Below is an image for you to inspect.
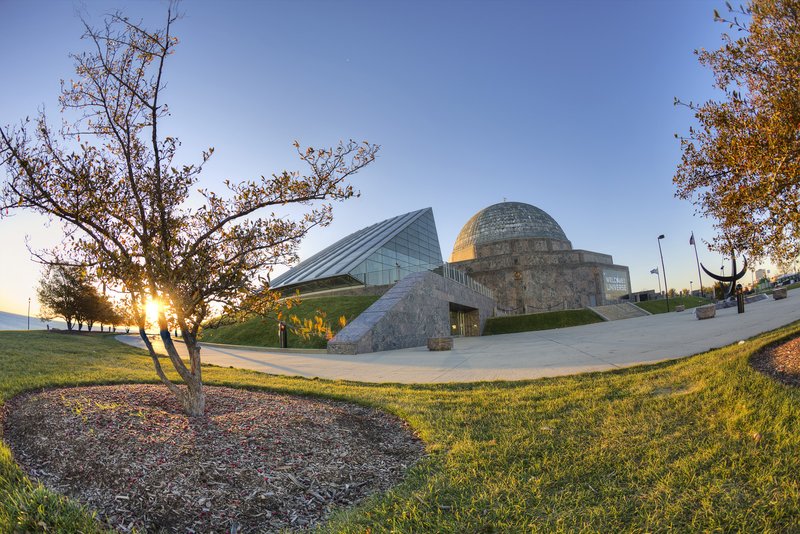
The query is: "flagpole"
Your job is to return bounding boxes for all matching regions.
[651,268,661,294]
[691,232,704,298]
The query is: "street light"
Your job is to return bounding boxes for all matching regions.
[27,297,30,331]
[658,234,670,312]
[690,280,693,296]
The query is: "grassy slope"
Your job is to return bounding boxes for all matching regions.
[483,309,604,335]
[2,326,800,531]
[199,296,379,349]
[635,295,711,314]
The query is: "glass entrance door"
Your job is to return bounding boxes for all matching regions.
[449,305,480,336]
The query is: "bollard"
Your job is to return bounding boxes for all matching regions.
[278,321,288,349]
[736,284,745,314]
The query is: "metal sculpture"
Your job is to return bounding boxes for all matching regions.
[701,254,747,300]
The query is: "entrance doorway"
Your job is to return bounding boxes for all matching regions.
[449,303,480,337]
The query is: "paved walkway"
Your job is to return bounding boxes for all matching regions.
[116,290,800,384]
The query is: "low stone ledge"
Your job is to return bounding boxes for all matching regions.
[774,288,788,300]
[674,305,685,312]
[427,337,453,351]
[696,304,716,320]
[327,341,358,355]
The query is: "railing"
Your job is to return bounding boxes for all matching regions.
[436,262,495,299]
[350,261,495,300]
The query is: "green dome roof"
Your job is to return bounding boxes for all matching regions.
[451,202,568,261]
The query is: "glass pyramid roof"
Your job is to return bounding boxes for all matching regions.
[271,207,443,293]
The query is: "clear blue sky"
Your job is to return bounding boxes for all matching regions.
[0,0,773,315]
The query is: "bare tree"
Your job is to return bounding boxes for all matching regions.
[0,6,378,416]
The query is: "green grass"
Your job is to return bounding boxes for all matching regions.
[635,295,711,314]
[199,295,379,349]
[3,324,800,531]
[483,309,604,335]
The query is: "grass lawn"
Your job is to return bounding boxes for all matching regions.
[483,309,604,335]
[635,295,711,314]
[2,325,800,531]
[199,295,379,349]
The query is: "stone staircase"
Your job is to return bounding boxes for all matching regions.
[589,302,650,321]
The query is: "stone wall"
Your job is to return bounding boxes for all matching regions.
[451,237,630,313]
[327,271,496,355]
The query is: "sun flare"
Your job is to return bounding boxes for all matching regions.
[144,299,163,324]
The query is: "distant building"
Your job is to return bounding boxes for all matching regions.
[630,289,658,302]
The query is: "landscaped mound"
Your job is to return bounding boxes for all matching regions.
[2,385,424,533]
[482,309,603,335]
[200,296,379,349]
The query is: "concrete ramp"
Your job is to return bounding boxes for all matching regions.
[590,302,650,321]
[327,271,495,355]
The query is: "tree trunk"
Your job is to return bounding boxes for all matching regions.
[145,315,207,418]
[183,375,205,417]
[138,325,203,416]
[161,328,206,417]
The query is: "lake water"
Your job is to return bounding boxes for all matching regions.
[0,311,69,331]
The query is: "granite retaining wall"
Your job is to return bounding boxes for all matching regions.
[327,271,495,355]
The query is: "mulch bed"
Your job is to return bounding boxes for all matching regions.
[2,385,424,533]
[751,335,800,387]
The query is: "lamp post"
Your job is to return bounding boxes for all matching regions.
[690,280,693,296]
[27,297,30,330]
[690,231,704,298]
[658,235,670,312]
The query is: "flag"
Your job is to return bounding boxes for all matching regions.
[689,232,695,245]
[650,268,658,274]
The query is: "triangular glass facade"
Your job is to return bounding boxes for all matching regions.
[271,208,443,294]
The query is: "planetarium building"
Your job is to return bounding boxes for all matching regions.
[272,201,631,353]
[449,202,631,313]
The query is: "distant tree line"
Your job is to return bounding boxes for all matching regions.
[37,265,129,332]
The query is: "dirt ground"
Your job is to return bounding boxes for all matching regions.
[2,384,424,533]
[750,335,800,387]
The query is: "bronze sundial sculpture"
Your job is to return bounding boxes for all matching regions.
[701,253,747,300]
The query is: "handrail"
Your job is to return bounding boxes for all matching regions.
[435,262,494,299]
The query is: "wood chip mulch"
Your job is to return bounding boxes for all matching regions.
[1,385,425,533]
[750,335,800,387]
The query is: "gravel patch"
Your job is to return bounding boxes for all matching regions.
[2,384,424,533]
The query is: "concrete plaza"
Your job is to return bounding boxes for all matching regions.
[117,289,800,384]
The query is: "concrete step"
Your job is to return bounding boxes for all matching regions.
[590,303,650,321]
